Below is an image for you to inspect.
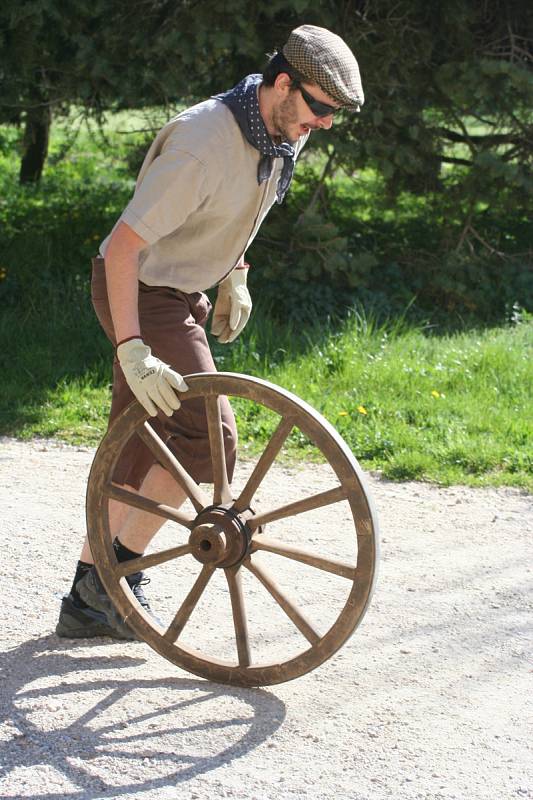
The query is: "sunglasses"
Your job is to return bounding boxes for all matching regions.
[296,83,340,118]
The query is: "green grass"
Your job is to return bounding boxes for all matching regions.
[1,292,531,489]
[230,313,533,488]
[0,113,532,489]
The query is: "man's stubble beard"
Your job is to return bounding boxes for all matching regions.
[271,91,299,143]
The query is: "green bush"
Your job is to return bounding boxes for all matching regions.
[247,163,532,326]
[0,115,531,328]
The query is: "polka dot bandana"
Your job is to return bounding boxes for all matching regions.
[283,25,364,112]
[214,74,296,204]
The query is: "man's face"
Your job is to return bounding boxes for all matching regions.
[270,78,340,143]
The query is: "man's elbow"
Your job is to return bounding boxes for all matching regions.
[106,221,148,262]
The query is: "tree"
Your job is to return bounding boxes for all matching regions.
[2,1,531,192]
[0,1,84,181]
[0,0,294,182]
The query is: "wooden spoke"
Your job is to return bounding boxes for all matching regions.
[205,395,232,505]
[248,485,347,531]
[116,544,193,577]
[137,422,209,513]
[251,536,357,580]
[244,558,321,645]
[104,483,195,529]
[225,568,251,667]
[234,416,295,511]
[164,564,215,643]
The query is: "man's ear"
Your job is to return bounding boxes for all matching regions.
[273,72,293,96]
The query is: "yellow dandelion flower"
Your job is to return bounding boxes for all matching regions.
[431,390,440,398]
[338,410,349,416]
[357,405,368,415]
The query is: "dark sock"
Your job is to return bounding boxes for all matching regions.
[70,560,93,607]
[113,537,142,563]
[69,542,141,610]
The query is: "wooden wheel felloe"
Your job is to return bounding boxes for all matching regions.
[86,373,379,687]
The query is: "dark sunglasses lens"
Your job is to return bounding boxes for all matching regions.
[299,86,337,117]
[313,101,336,117]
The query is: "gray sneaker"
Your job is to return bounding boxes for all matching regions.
[55,593,136,640]
[77,567,155,639]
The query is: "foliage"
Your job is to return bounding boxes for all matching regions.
[247,161,532,323]
[1,1,532,202]
[4,0,530,307]
[0,115,531,324]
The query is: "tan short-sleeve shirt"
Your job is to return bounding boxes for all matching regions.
[100,98,308,292]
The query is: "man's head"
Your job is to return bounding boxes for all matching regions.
[260,25,364,143]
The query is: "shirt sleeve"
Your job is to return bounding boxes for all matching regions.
[121,148,209,244]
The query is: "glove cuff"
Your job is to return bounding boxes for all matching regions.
[116,334,142,351]
[116,337,150,364]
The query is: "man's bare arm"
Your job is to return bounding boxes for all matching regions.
[104,221,147,343]
[103,221,188,416]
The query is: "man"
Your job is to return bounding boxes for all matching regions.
[56,24,364,639]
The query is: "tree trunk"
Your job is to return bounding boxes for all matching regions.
[19,105,51,184]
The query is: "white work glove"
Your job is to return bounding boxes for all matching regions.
[211,267,252,344]
[116,338,188,417]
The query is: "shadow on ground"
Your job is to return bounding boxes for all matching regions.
[0,636,286,798]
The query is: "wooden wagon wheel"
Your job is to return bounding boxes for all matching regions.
[86,372,379,687]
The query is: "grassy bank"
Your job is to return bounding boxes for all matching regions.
[1,294,531,488]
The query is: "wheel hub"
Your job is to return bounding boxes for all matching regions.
[188,505,251,568]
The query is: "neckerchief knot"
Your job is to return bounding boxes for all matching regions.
[214,74,296,204]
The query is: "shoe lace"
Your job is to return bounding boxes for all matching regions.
[126,571,151,611]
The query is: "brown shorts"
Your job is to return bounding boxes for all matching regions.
[91,257,237,489]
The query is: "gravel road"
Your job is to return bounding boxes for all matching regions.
[0,437,531,800]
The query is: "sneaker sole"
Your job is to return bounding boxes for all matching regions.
[77,571,139,640]
[55,618,131,639]
[55,595,136,641]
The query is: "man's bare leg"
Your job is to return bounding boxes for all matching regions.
[79,463,188,562]
[70,462,188,637]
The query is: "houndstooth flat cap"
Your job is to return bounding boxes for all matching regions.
[283,24,364,112]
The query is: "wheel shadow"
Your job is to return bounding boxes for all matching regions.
[0,635,286,799]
